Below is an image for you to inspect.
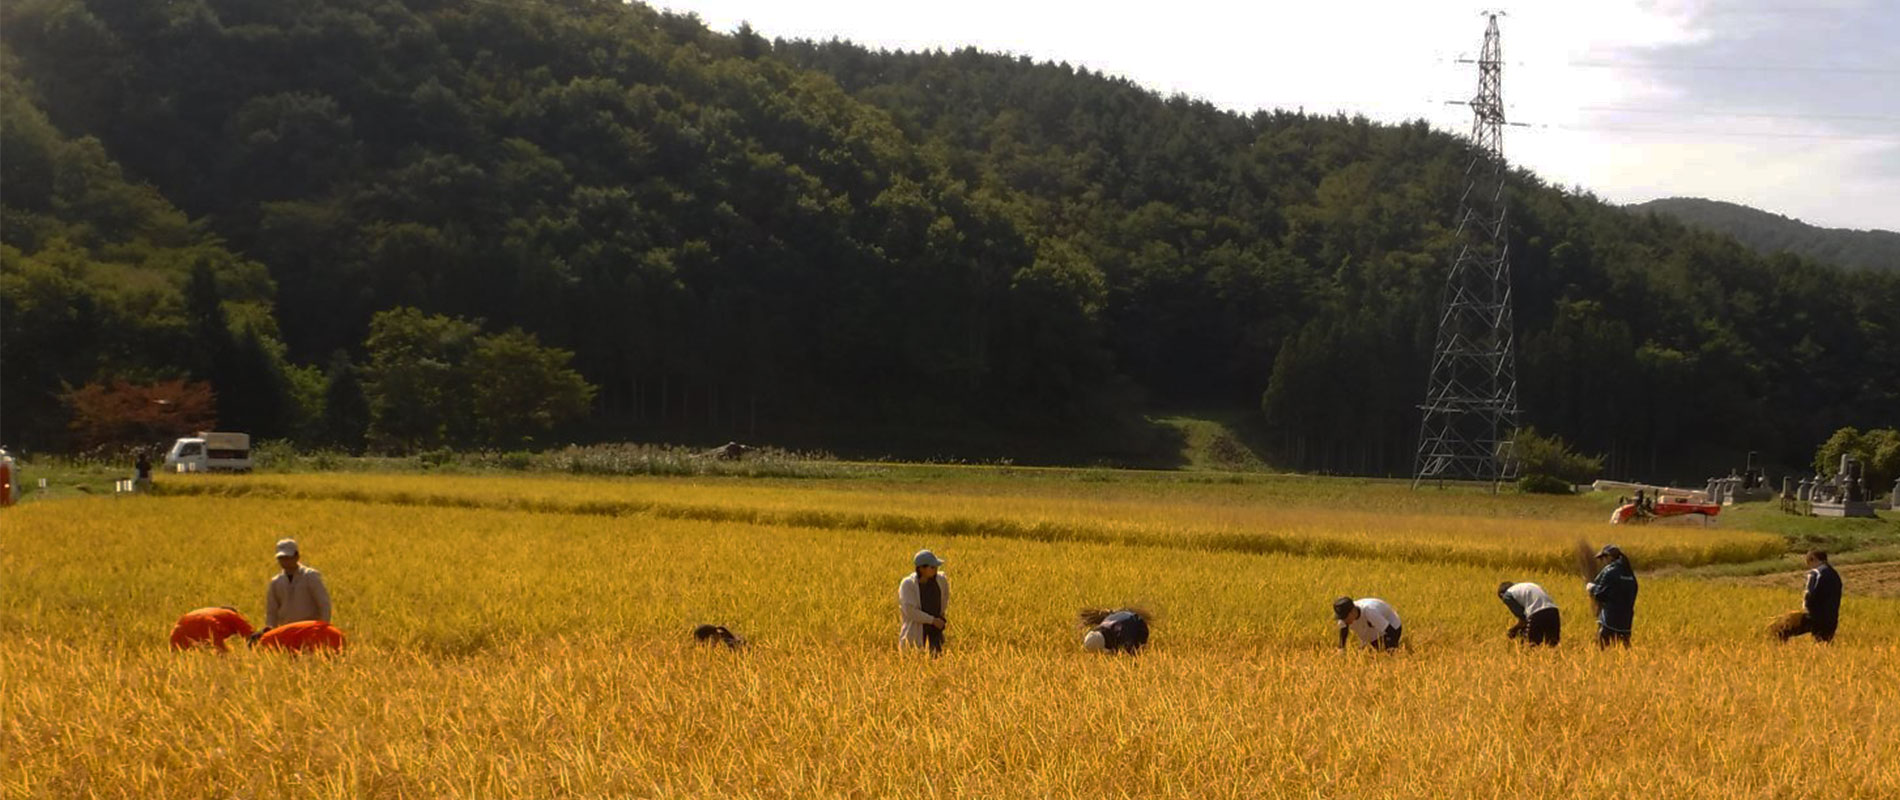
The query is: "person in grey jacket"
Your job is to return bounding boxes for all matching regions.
[265,538,332,629]
[897,549,949,655]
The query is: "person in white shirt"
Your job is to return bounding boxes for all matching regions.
[1334,596,1402,652]
[265,538,332,629]
[1497,581,1561,647]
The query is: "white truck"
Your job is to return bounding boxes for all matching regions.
[164,431,253,473]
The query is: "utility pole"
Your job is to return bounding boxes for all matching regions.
[1413,13,1520,490]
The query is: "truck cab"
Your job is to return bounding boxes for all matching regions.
[165,432,252,473]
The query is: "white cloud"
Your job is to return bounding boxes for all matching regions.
[653,0,1899,230]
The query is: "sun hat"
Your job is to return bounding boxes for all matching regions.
[1332,596,1356,620]
[913,549,944,568]
[1083,630,1107,652]
[274,538,299,558]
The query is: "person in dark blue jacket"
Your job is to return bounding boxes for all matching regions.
[1778,550,1843,643]
[1586,544,1638,648]
[1080,607,1150,654]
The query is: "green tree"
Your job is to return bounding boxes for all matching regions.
[319,350,370,454]
[362,308,480,453]
[465,329,595,447]
[1814,427,1900,493]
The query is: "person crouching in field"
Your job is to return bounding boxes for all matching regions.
[1776,550,1843,643]
[898,549,949,655]
[1498,581,1561,647]
[1334,597,1402,653]
[1080,608,1150,654]
[250,620,346,653]
[694,624,747,649]
[169,606,256,652]
[1586,544,1638,648]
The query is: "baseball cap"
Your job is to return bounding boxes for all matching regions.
[913,549,944,568]
[1332,596,1356,620]
[274,538,299,558]
[1082,630,1107,652]
[1596,544,1622,559]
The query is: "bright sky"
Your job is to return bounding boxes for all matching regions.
[651,0,1900,232]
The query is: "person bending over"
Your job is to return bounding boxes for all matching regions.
[1335,596,1402,653]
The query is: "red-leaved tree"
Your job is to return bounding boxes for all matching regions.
[64,380,218,452]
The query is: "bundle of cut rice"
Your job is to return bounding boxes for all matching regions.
[1573,539,1599,582]
[1765,610,1806,638]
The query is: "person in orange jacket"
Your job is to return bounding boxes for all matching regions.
[250,619,346,653]
[169,607,256,652]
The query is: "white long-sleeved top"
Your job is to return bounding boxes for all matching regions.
[266,564,332,628]
[896,572,949,648]
[1339,598,1401,646]
[1502,582,1558,618]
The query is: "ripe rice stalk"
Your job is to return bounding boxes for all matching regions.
[1573,539,1599,582]
[1765,610,1806,638]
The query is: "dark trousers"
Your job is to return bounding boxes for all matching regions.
[1381,625,1402,650]
[1597,627,1631,648]
[1526,608,1561,647]
[1778,613,1837,643]
[923,627,944,655]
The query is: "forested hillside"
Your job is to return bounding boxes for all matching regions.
[3,0,1897,480]
[1632,197,1899,273]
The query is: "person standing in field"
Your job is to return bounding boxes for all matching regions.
[1586,544,1638,648]
[169,606,256,652]
[898,549,949,655]
[1080,607,1150,654]
[265,538,332,629]
[1334,596,1402,652]
[1778,550,1843,643]
[1497,581,1561,647]
[251,619,346,653]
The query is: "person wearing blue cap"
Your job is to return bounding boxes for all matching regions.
[898,549,949,654]
[1586,544,1638,648]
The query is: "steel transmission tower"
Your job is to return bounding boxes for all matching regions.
[1413,13,1520,489]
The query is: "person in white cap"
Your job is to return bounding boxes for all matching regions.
[265,538,332,629]
[898,549,949,654]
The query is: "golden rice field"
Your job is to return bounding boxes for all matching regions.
[3,477,1897,799]
[162,472,1785,571]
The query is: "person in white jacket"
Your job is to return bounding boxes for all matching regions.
[897,549,949,655]
[265,538,332,629]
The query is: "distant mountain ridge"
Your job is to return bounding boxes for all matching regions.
[1631,197,1899,272]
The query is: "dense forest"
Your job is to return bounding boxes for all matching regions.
[1632,197,1899,273]
[3,0,1897,481]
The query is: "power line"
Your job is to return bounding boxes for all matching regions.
[1527,123,1900,143]
[1575,105,1900,123]
[1458,58,1900,75]
[1564,59,1900,75]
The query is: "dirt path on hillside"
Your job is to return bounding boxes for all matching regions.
[1724,561,1900,598]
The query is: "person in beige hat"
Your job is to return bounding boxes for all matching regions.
[264,538,332,629]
